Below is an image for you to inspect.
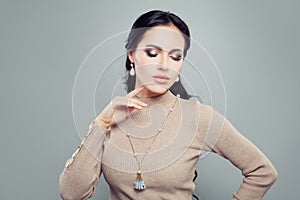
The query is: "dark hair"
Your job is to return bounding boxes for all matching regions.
[124,10,199,200]
[124,10,191,100]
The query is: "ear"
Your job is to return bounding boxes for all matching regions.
[128,51,135,63]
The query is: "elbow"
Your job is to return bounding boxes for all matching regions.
[59,189,77,200]
[59,185,76,200]
[260,159,279,187]
[59,181,87,200]
[59,172,96,200]
[269,165,278,185]
[244,159,279,188]
[59,173,83,200]
[59,175,75,200]
[59,187,94,200]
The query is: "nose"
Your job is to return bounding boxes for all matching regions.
[157,52,168,71]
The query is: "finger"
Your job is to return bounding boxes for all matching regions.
[128,86,146,98]
[129,98,147,107]
[127,102,144,110]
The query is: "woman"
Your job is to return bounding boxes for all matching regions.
[59,10,278,199]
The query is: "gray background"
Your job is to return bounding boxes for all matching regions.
[0,0,299,199]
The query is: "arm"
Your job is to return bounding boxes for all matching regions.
[59,120,109,200]
[58,87,147,199]
[200,105,278,200]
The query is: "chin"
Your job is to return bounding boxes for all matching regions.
[145,84,169,95]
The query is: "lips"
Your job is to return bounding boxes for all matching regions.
[152,74,170,84]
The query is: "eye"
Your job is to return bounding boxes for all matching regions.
[145,49,158,57]
[170,54,182,61]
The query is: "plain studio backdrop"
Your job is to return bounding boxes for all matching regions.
[0,0,299,199]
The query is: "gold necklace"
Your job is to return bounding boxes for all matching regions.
[125,96,178,190]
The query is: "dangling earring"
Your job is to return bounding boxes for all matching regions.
[175,75,180,82]
[130,63,135,76]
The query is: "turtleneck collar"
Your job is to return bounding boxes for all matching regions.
[134,90,176,106]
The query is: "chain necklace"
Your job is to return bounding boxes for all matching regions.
[125,96,178,191]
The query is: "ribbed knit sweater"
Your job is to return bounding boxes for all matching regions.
[59,90,278,200]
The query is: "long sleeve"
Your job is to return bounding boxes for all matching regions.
[201,105,278,200]
[59,119,109,200]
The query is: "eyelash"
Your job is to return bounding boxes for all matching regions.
[171,55,182,61]
[145,49,182,61]
[145,49,158,57]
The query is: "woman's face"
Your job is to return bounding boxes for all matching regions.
[128,25,185,97]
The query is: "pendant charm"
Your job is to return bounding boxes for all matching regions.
[133,170,146,190]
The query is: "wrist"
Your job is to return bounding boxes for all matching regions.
[96,117,111,129]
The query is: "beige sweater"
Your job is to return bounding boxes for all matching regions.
[59,91,278,200]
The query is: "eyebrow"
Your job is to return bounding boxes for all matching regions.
[145,44,183,53]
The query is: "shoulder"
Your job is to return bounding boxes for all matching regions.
[178,98,214,115]
[177,98,215,124]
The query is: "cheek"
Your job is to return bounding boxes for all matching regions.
[135,65,156,81]
[169,61,183,73]
[133,53,152,67]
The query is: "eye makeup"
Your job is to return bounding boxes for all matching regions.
[145,48,158,57]
[143,44,183,61]
[170,54,182,61]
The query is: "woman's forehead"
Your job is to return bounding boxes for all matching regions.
[136,26,185,51]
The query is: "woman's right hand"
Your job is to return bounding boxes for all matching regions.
[95,86,148,129]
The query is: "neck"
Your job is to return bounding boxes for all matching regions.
[137,89,166,98]
[135,84,167,98]
[134,89,175,107]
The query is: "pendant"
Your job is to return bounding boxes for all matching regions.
[133,170,146,190]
